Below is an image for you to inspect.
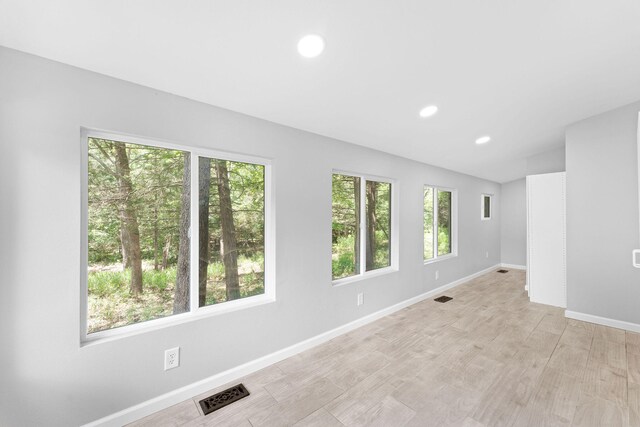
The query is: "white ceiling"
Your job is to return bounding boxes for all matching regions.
[2,0,640,182]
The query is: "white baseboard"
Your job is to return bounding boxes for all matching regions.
[84,263,500,427]
[500,263,526,270]
[565,310,640,334]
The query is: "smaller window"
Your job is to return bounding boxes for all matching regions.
[424,185,457,262]
[482,194,492,220]
[198,157,266,307]
[332,172,395,283]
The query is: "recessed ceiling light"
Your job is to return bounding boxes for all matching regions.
[419,105,439,118]
[475,136,491,145]
[297,34,325,58]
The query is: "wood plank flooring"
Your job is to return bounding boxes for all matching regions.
[129,270,640,427]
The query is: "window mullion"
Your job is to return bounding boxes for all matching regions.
[189,154,199,313]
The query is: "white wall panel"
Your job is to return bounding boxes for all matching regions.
[527,172,566,308]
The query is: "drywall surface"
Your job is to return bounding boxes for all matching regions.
[526,146,566,176]
[0,46,501,426]
[527,173,567,308]
[500,178,526,266]
[566,100,640,323]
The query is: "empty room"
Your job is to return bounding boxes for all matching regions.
[2,1,640,426]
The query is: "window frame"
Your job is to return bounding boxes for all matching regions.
[80,128,275,345]
[423,185,458,264]
[331,170,399,286]
[481,194,492,220]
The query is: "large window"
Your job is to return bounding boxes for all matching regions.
[332,172,393,282]
[84,131,271,340]
[424,186,456,262]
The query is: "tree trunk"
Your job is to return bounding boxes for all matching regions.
[198,158,211,307]
[365,181,377,271]
[173,154,191,314]
[162,235,171,270]
[120,226,131,270]
[113,142,143,295]
[353,176,361,275]
[153,194,160,271]
[215,160,240,301]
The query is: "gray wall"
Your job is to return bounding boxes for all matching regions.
[498,147,566,268]
[500,178,527,266]
[0,47,501,426]
[526,146,566,176]
[566,100,640,323]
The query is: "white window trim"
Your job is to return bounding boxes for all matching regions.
[80,128,276,345]
[332,266,396,287]
[423,185,458,265]
[331,170,399,286]
[481,194,492,220]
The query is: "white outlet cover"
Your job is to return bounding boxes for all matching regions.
[357,293,364,306]
[164,347,180,371]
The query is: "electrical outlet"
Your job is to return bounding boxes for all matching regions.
[164,347,180,371]
[485,251,489,258]
[357,293,364,306]
[435,270,439,280]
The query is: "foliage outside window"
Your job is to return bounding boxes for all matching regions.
[198,157,265,307]
[86,135,266,336]
[332,173,392,281]
[424,186,455,261]
[482,194,492,220]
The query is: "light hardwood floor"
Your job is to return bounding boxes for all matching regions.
[129,270,640,427]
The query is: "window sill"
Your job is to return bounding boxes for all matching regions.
[332,267,398,287]
[81,293,275,347]
[423,253,458,265]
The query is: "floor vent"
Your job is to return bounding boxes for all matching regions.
[199,383,250,415]
[497,269,509,273]
[434,296,453,303]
